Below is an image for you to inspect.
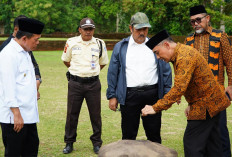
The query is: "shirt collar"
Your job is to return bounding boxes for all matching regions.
[128,35,148,47]
[206,26,213,34]
[77,35,96,44]
[11,38,27,53]
[170,42,181,62]
[194,26,212,36]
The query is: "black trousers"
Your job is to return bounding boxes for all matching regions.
[184,111,222,157]
[64,79,102,147]
[120,85,161,143]
[219,109,231,157]
[1,123,39,157]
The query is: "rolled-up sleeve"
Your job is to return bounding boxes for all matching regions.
[61,41,72,62]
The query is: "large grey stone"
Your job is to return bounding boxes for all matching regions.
[98,140,178,157]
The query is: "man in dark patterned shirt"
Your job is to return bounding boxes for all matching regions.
[143,30,230,157]
[185,5,232,157]
[0,15,42,100]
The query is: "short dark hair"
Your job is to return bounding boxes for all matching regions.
[158,37,174,46]
[14,15,27,27]
[16,30,33,39]
[165,37,174,42]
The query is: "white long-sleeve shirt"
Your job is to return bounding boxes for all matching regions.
[0,39,39,124]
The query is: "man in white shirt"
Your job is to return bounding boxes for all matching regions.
[107,12,172,143]
[0,18,44,156]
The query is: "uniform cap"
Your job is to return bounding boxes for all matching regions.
[190,5,207,16]
[18,18,44,34]
[130,12,151,29]
[146,30,170,50]
[80,18,95,28]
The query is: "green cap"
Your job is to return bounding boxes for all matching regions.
[130,12,151,29]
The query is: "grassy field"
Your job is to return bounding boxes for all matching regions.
[0,50,232,157]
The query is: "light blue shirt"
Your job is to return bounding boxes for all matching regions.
[0,39,39,124]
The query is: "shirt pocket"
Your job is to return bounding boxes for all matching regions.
[17,65,31,85]
[71,50,83,64]
[72,49,82,55]
[92,51,99,61]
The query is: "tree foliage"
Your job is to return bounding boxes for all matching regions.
[0,0,14,33]
[13,0,76,33]
[0,0,231,35]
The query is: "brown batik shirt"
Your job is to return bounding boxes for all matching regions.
[184,27,232,88]
[153,43,230,120]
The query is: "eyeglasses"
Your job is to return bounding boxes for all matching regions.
[190,15,207,26]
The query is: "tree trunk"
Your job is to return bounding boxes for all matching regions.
[220,0,225,31]
[0,24,4,34]
[116,13,119,33]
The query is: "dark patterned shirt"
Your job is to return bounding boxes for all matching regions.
[184,27,232,87]
[153,43,230,120]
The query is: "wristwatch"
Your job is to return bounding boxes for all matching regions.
[36,78,42,84]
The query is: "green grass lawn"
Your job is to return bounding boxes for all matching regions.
[0,37,7,41]
[0,50,232,157]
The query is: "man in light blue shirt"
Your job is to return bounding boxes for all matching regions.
[0,18,44,156]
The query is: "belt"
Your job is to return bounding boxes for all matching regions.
[70,74,99,83]
[127,84,158,92]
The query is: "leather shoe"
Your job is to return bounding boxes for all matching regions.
[93,146,100,154]
[63,143,73,154]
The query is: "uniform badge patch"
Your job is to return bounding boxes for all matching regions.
[72,47,81,51]
[64,43,69,53]
[91,48,99,52]
[86,20,91,24]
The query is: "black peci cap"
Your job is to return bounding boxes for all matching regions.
[190,5,207,16]
[18,18,44,34]
[146,30,170,50]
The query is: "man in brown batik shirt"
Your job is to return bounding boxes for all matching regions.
[185,5,232,157]
[142,30,230,157]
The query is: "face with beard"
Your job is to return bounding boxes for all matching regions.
[190,13,210,34]
[129,26,148,44]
